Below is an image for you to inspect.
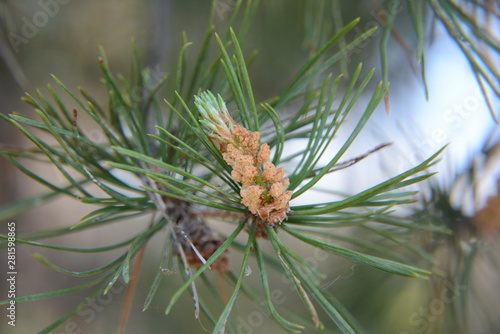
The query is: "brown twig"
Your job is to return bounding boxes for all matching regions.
[117,243,147,334]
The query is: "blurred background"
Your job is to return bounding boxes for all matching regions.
[1,0,499,333]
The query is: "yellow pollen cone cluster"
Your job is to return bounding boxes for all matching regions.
[196,91,292,225]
